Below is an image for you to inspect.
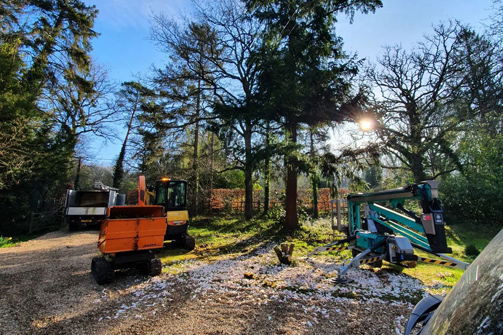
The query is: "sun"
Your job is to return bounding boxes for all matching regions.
[359,118,374,131]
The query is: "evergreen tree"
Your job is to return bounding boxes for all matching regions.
[248,0,382,229]
[0,0,100,234]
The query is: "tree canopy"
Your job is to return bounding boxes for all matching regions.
[0,0,105,235]
[2,0,502,236]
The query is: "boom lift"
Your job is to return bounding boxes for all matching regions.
[310,181,469,283]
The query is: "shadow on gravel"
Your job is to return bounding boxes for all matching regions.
[241,299,307,335]
[162,224,282,263]
[32,274,195,335]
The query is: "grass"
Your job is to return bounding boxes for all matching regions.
[400,262,465,294]
[398,222,503,294]
[445,223,502,261]
[0,233,45,248]
[157,214,502,297]
[158,215,284,264]
[0,235,35,248]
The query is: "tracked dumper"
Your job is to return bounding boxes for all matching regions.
[91,204,166,284]
[91,175,196,284]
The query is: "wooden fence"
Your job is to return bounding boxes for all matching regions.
[205,188,350,214]
[29,206,64,234]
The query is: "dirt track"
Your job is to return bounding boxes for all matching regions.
[0,229,415,335]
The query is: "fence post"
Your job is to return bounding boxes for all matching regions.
[330,200,335,230]
[59,206,64,230]
[337,199,342,232]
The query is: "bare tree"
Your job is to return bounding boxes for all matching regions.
[43,63,117,151]
[150,0,262,219]
[365,22,490,181]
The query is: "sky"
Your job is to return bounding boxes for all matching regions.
[83,0,495,165]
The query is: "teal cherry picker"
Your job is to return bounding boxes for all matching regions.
[309,181,469,283]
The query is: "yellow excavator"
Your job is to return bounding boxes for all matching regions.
[139,175,195,250]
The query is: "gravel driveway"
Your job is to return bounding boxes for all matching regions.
[0,229,419,335]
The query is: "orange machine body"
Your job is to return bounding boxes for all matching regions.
[97,205,167,254]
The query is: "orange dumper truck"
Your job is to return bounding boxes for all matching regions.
[91,205,166,284]
[91,176,195,285]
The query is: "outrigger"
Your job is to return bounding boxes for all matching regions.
[309,181,469,283]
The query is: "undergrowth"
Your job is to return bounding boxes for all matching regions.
[0,236,14,248]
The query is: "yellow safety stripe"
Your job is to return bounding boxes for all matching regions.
[418,257,458,268]
[360,257,381,264]
[323,246,350,252]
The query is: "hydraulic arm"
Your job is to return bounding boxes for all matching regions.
[347,180,451,254]
[310,181,468,283]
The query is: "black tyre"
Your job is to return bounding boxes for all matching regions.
[91,257,115,285]
[181,234,196,251]
[148,258,162,276]
[352,248,360,258]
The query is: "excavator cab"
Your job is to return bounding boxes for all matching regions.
[153,179,187,210]
[152,177,195,251]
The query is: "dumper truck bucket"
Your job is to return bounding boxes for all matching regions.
[97,205,166,254]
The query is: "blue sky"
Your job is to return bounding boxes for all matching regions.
[84,0,495,165]
[84,0,191,83]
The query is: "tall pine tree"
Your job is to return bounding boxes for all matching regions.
[248,0,382,229]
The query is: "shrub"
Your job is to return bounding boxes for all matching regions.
[441,174,502,225]
[464,244,480,257]
[0,236,14,248]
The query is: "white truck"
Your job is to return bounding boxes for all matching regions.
[64,182,125,231]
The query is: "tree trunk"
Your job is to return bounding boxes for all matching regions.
[74,156,81,190]
[285,121,299,230]
[192,79,201,215]
[112,147,126,189]
[209,131,214,192]
[310,129,318,219]
[411,153,427,182]
[244,122,253,220]
[408,103,426,183]
[113,106,137,189]
[311,175,318,219]
[263,122,271,216]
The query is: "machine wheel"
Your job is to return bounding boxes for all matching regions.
[352,248,360,258]
[148,258,162,276]
[181,234,196,251]
[91,257,115,285]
